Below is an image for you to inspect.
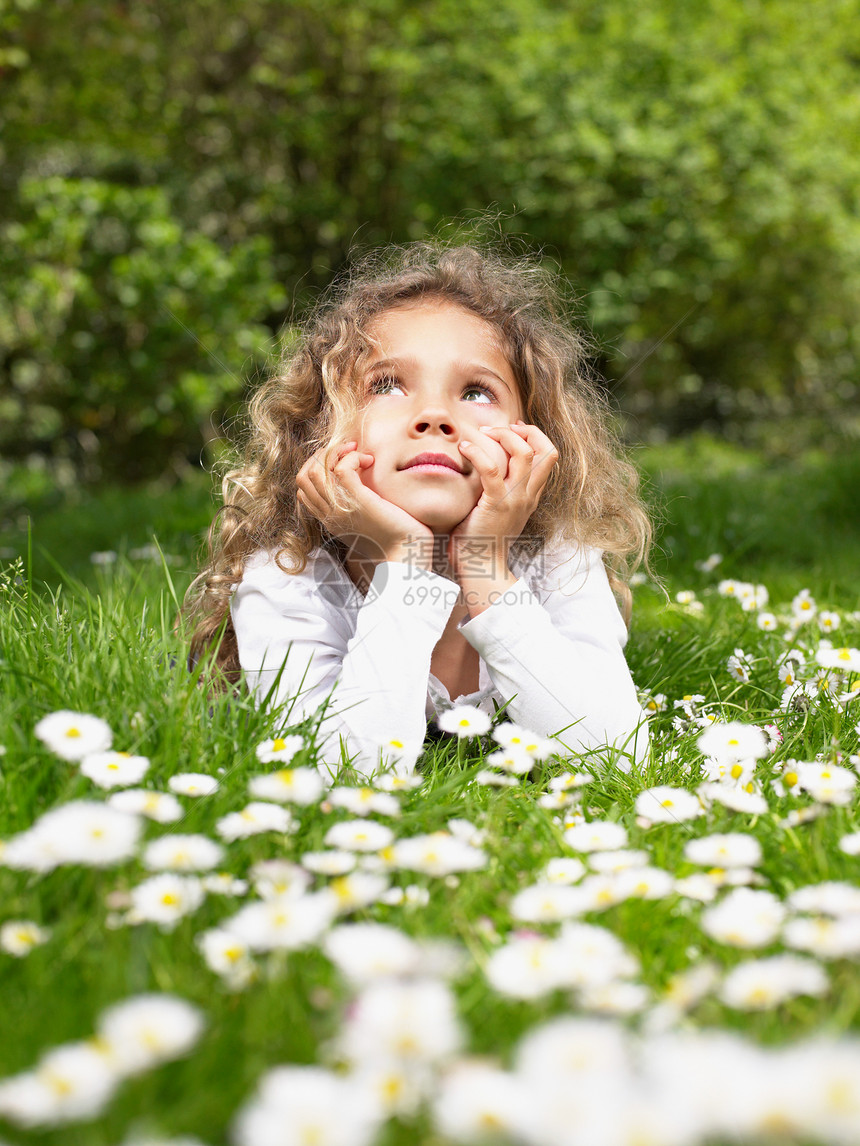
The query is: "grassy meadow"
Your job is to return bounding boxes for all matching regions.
[0,435,859,1146]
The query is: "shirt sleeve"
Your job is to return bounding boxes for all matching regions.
[457,544,649,769]
[231,555,459,775]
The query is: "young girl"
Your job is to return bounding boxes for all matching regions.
[186,241,652,775]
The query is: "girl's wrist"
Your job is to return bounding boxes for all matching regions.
[383,535,434,571]
[448,537,511,582]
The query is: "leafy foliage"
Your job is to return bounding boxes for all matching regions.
[1,0,859,484]
[1,177,283,481]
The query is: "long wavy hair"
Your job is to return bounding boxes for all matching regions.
[184,238,653,680]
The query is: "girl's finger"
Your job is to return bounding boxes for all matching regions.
[458,438,507,492]
[501,424,559,477]
[296,487,329,524]
[479,425,535,463]
[326,442,357,469]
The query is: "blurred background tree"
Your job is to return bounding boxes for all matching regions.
[1,0,858,492]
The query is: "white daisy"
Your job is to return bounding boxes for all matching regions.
[323,923,420,984]
[492,722,556,759]
[167,772,220,797]
[201,872,248,896]
[549,771,595,792]
[97,993,205,1076]
[720,955,827,1009]
[486,746,533,774]
[542,857,587,884]
[839,832,860,856]
[563,820,628,852]
[578,980,650,1015]
[142,834,224,872]
[233,1066,382,1146]
[300,850,357,876]
[510,884,588,922]
[248,767,324,806]
[0,920,51,957]
[433,1062,527,1143]
[684,833,762,869]
[339,978,463,1066]
[783,915,860,959]
[0,1041,118,1126]
[216,802,295,841]
[697,721,769,763]
[374,773,423,793]
[224,891,337,952]
[328,786,401,817]
[437,705,492,738]
[485,934,569,999]
[323,819,395,853]
[588,849,649,874]
[701,888,786,948]
[128,874,205,927]
[475,770,519,787]
[196,928,256,988]
[255,734,305,764]
[788,881,860,916]
[80,751,150,789]
[635,786,703,825]
[816,646,860,672]
[390,833,486,876]
[328,872,390,913]
[726,649,753,684]
[34,710,112,762]
[107,789,183,823]
[698,782,769,815]
[9,800,141,869]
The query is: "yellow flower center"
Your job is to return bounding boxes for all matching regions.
[44,1071,74,1096]
[65,727,81,739]
[272,738,287,752]
[381,1074,405,1103]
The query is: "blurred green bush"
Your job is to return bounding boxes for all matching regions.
[1,176,284,483]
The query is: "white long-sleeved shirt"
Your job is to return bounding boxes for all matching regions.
[230,538,649,775]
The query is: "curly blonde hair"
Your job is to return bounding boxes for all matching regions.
[184,238,652,679]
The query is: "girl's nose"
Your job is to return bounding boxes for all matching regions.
[411,400,457,436]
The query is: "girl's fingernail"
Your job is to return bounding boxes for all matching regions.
[460,441,471,449]
[478,426,493,433]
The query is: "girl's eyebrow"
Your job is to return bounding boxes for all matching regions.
[368,356,515,395]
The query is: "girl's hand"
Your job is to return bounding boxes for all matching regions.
[448,421,559,575]
[296,441,434,566]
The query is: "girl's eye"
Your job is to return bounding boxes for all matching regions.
[462,382,495,403]
[367,375,403,396]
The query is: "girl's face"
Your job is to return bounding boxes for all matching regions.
[352,300,525,533]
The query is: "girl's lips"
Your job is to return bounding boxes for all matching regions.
[402,463,464,475]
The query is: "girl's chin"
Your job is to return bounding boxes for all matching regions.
[405,501,476,534]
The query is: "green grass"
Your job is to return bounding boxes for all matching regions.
[0,436,859,1144]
